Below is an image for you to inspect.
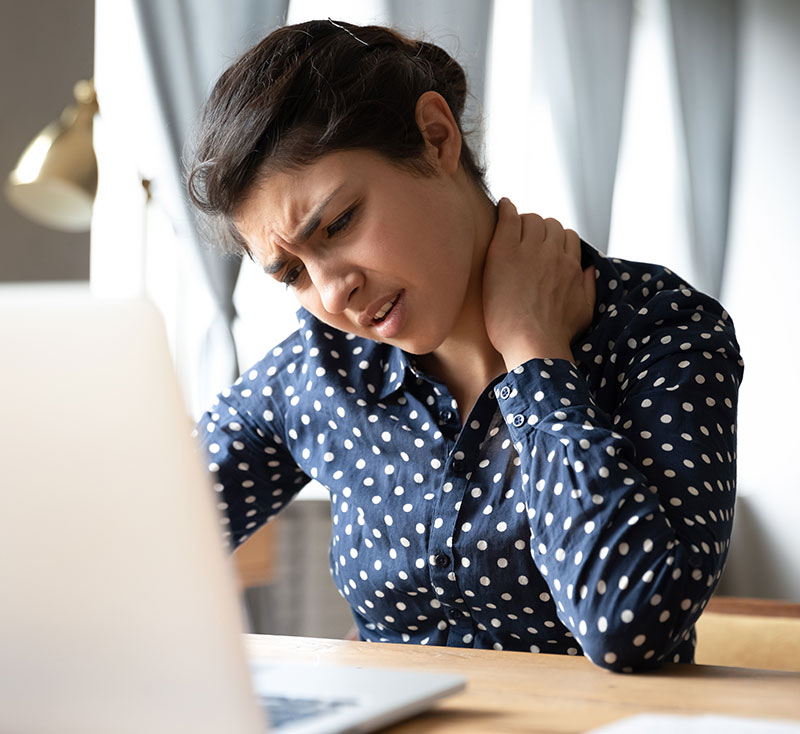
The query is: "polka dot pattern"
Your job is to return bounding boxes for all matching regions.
[196,242,743,672]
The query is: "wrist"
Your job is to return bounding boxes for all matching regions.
[501,338,575,371]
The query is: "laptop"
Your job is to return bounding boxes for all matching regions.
[0,285,464,734]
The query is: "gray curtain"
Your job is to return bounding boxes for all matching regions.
[668,0,739,298]
[532,0,634,253]
[133,0,290,386]
[386,0,494,138]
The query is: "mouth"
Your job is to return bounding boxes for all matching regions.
[372,293,400,323]
[360,290,406,340]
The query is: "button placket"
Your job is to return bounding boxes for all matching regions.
[427,462,462,609]
[434,553,450,568]
[444,611,475,647]
[430,385,497,643]
[428,434,476,618]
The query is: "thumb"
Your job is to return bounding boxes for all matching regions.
[492,197,521,244]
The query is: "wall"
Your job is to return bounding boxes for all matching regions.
[0,0,94,282]
[719,0,800,601]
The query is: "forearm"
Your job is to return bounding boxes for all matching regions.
[496,356,737,671]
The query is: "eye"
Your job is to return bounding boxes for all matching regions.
[282,263,305,288]
[326,204,358,238]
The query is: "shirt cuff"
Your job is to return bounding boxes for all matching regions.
[493,358,596,435]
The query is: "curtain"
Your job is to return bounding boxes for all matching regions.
[532,0,634,254]
[132,0,290,394]
[668,0,739,298]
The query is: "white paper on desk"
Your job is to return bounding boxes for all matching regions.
[586,713,800,734]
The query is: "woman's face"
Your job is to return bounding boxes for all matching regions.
[236,150,483,355]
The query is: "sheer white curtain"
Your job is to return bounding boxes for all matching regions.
[92,0,288,416]
[668,0,738,298]
[531,0,634,255]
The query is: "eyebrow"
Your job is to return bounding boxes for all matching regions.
[263,256,288,276]
[262,187,344,277]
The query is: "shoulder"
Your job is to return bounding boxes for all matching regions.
[220,308,398,415]
[584,246,739,349]
[575,245,743,395]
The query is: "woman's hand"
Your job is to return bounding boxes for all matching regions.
[482,198,596,370]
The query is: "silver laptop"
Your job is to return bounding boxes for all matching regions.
[0,285,464,734]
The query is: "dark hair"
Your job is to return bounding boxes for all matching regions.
[186,19,487,257]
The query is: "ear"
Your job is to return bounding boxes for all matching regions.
[414,91,462,175]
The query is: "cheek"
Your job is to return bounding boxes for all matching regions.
[295,288,323,318]
[359,204,426,266]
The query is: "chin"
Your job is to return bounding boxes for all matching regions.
[391,332,447,356]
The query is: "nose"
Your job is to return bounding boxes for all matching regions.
[312,260,363,315]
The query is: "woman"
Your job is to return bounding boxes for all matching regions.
[187,19,743,672]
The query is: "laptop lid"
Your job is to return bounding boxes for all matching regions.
[0,287,466,734]
[0,288,263,734]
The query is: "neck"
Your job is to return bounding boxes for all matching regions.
[417,183,506,412]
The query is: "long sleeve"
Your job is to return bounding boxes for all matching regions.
[494,286,742,671]
[194,373,310,549]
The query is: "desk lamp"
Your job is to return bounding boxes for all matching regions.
[5,79,98,232]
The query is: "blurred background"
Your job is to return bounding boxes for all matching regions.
[2,0,798,638]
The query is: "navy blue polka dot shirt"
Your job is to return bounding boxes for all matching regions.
[195,244,743,672]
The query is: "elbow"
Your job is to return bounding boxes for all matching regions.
[577,623,679,673]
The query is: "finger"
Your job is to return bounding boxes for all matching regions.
[494,198,522,244]
[564,228,581,261]
[519,212,546,247]
[543,217,566,250]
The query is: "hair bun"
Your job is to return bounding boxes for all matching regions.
[412,40,468,118]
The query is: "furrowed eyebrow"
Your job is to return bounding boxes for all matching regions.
[296,187,342,243]
[262,185,345,277]
[263,256,288,277]
[297,206,325,243]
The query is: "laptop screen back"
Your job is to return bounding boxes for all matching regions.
[0,289,263,734]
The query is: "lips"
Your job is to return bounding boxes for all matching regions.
[372,290,406,340]
[359,291,403,327]
[372,293,400,322]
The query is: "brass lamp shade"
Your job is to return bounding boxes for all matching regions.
[5,79,98,232]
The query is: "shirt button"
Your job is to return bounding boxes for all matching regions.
[439,409,454,423]
[512,414,525,427]
[499,385,511,400]
[434,553,450,568]
[451,459,465,474]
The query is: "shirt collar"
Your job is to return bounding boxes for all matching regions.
[295,307,419,402]
[376,345,416,400]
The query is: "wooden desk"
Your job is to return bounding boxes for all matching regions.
[245,634,800,734]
